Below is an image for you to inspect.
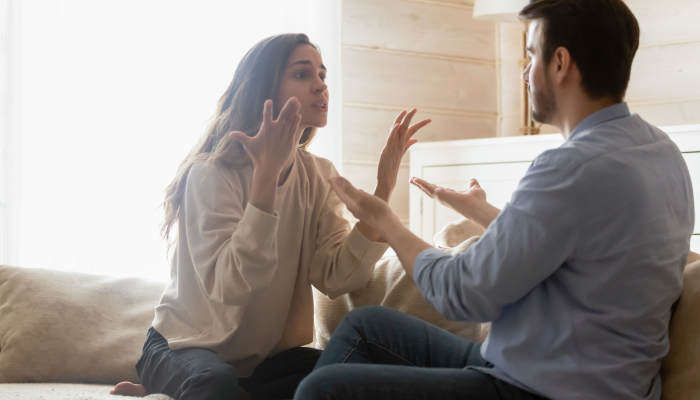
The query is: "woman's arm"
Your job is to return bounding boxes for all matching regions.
[357,109,431,241]
[308,170,390,299]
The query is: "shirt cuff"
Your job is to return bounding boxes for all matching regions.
[413,247,452,292]
[346,224,391,264]
[238,203,280,245]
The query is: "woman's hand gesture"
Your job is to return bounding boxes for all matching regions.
[375,110,431,202]
[230,97,302,178]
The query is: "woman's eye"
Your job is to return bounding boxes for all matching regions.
[295,71,306,79]
[320,74,326,82]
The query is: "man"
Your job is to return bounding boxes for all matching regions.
[294,0,695,399]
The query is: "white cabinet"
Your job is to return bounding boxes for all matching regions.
[409,125,700,253]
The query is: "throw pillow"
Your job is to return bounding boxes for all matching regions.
[0,266,165,384]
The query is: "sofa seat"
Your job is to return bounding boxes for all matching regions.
[0,383,171,399]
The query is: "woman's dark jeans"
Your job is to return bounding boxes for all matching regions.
[135,327,321,400]
[295,306,547,400]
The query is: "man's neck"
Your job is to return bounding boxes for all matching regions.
[554,96,618,139]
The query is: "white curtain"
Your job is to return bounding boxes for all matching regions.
[1,0,342,281]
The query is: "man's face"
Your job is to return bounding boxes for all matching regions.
[523,20,557,124]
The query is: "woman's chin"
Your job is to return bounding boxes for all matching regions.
[303,117,328,129]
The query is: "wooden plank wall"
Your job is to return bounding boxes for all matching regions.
[625,0,700,126]
[341,0,497,225]
[497,0,700,136]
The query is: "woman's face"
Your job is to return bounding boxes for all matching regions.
[277,44,329,129]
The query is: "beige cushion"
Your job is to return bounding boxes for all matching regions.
[661,251,700,400]
[314,218,488,349]
[0,265,165,384]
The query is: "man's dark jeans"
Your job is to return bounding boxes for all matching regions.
[295,306,547,400]
[135,327,321,400]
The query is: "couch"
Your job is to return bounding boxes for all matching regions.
[1,219,699,399]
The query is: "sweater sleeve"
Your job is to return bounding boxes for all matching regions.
[308,166,390,300]
[184,165,279,306]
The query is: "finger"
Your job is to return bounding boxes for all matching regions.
[410,177,435,198]
[289,114,302,143]
[392,110,408,129]
[411,177,438,194]
[279,99,300,139]
[399,109,417,140]
[287,99,301,123]
[277,97,299,123]
[262,100,273,124]
[229,131,252,152]
[404,138,418,153]
[411,180,433,198]
[469,178,481,189]
[406,119,432,140]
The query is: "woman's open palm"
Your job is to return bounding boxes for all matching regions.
[376,110,431,200]
[230,98,302,176]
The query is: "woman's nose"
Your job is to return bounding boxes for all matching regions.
[315,80,328,93]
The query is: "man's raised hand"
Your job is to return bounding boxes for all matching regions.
[411,177,500,229]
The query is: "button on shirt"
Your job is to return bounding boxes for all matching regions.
[414,103,694,400]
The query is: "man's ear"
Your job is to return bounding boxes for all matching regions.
[552,46,572,84]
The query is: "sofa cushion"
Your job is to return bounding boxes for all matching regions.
[661,252,700,400]
[314,218,488,349]
[0,266,165,384]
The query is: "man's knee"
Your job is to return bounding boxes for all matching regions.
[295,365,346,400]
[344,305,393,326]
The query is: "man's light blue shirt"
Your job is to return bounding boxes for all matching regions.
[414,103,694,400]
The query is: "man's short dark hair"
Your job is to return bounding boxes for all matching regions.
[519,0,640,102]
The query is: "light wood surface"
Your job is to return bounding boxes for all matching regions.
[630,99,700,127]
[343,0,495,61]
[340,0,494,226]
[625,0,700,46]
[627,43,700,103]
[343,106,496,163]
[343,48,497,113]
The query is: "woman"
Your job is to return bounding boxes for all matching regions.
[110,33,430,400]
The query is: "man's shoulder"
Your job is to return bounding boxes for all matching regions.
[534,115,675,173]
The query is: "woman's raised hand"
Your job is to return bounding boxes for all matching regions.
[375,110,431,202]
[230,98,302,177]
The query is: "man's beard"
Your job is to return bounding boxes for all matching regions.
[530,73,556,124]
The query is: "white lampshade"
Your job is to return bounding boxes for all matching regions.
[472,0,529,23]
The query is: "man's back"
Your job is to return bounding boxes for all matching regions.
[471,103,695,399]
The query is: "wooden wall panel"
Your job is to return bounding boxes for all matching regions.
[626,43,700,103]
[343,0,495,61]
[435,0,474,6]
[625,0,700,46]
[343,106,496,162]
[343,48,497,113]
[630,100,700,127]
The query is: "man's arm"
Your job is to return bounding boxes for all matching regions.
[329,155,579,322]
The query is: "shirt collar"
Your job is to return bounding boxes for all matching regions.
[568,102,631,141]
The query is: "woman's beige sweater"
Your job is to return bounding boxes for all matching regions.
[152,150,389,376]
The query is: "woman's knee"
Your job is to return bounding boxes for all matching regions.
[184,363,240,397]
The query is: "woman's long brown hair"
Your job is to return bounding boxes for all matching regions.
[161,33,318,254]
